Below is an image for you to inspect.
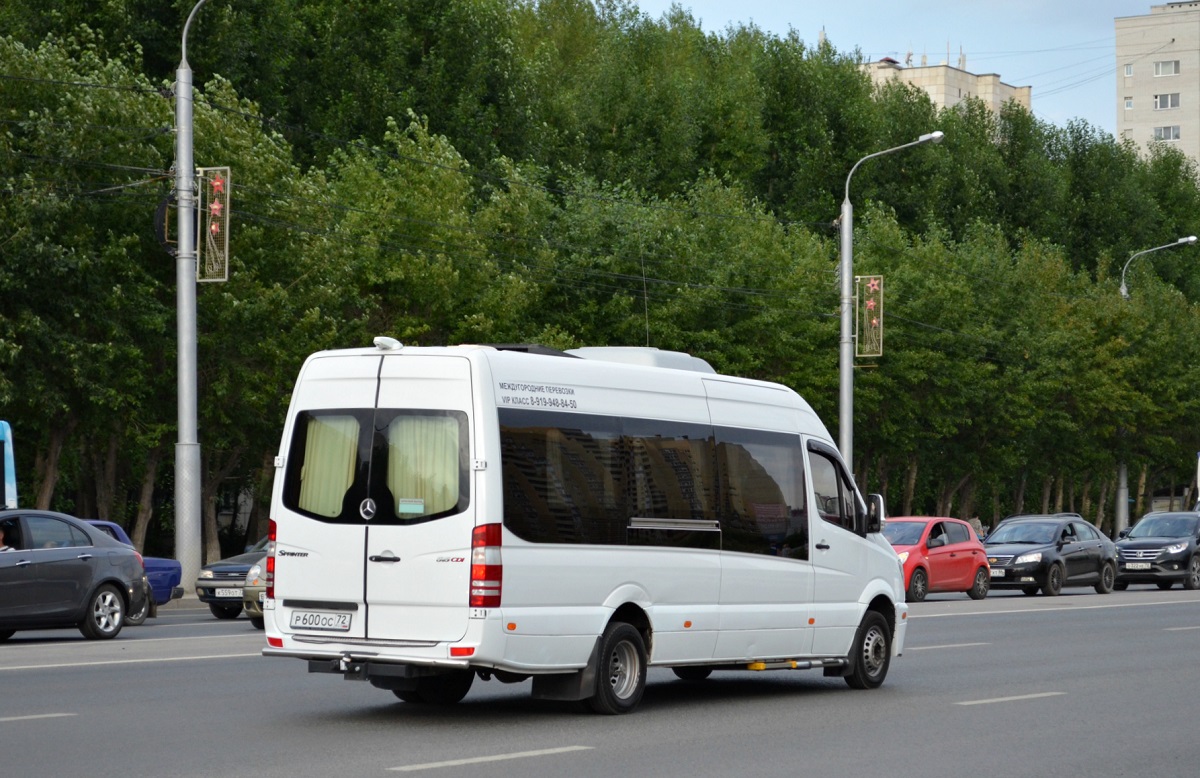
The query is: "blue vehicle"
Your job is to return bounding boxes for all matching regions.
[87,520,183,624]
[1,421,15,510]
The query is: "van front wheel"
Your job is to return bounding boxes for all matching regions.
[589,622,647,714]
[845,611,890,690]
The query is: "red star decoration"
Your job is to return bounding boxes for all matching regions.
[866,299,876,310]
[871,317,879,327]
[210,222,220,235]
[209,199,222,217]
[867,277,880,293]
[211,175,225,194]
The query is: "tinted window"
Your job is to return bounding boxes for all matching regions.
[1073,522,1100,541]
[808,447,856,531]
[498,409,810,557]
[27,516,91,549]
[945,522,970,544]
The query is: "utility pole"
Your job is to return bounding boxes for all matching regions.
[175,0,211,589]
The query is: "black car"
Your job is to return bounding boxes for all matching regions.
[1115,511,1200,590]
[0,509,148,641]
[984,513,1117,596]
[194,536,268,619]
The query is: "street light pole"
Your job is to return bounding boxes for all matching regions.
[1119,235,1197,300]
[839,131,943,474]
[175,0,211,590]
[1114,234,1197,534]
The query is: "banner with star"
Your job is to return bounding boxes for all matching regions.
[197,167,230,282]
[856,274,883,357]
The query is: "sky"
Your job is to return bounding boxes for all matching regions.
[633,0,1153,135]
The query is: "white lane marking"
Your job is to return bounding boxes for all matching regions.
[956,691,1066,706]
[0,713,77,723]
[389,746,594,772]
[910,598,1200,619]
[910,642,989,650]
[0,633,263,651]
[0,653,262,672]
[1164,625,1200,631]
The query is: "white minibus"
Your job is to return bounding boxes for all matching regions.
[262,339,907,714]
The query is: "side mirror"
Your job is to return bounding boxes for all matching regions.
[865,493,886,534]
[1117,528,1130,539]
[927,536,946,549]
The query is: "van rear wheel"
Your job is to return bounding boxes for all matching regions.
[672,666,712,681]
[845,611,890,690]
[416,671,474,705]
[589,622,647,714]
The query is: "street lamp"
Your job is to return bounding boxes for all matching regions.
[1114,234,1197,535]
[839,131,944,474]
[175,0,211,589]
[1119,235,1197,299]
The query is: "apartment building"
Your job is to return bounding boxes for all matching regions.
[1116,3,1200,160]
[865,52,1031,114]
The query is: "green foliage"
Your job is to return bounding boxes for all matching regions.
[5,2,1200,531]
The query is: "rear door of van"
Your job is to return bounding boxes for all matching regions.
[274,352,475,643]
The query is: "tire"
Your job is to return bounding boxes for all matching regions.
[845,610,891,690]
[249,616,264,630]
[416,671,474,705]
[906,568,928,603]
[1042,564,1064,596]
[1157,581,1174,590]
[1113,581,1128,591]
[1094,562,1115,594]
[967,567,990,600]
[209,603,243,620]
[126,586,150,627]
[0,629,14,642]
[78,584,125,640]
[672,666,713,681]
[392,689,425,704]
[588,622,647,715]
[1185,557,1200,591]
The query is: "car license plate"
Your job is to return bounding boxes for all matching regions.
[214,587,242,598]
[990,569,1006,578]
[1126,562,1152,570]
[290,611,351,632]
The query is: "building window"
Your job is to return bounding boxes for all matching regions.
[1125,63,1133,77]
[1125,97,1133,110]
[1154,93,1181,110]
[1154,60,1180,76]
[1154,126,1181,141]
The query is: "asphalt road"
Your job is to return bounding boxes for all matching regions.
[2,587,1199,778]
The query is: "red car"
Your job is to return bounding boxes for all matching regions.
[883,517,990,602]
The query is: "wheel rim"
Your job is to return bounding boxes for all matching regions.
[1189,558,1200,587]
[606,640,640,700]
[859,625,888,680]
[1103,564,1115,589]
[912,571,927,600]
[1049,566,1062,590]
[974,570,989,595]
[93,590,122,634]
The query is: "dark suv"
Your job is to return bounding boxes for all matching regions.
[984,513,1117,596]
[1115,512,1200,590]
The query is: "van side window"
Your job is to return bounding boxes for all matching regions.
[715,428,808,560]
[808,448,854,530]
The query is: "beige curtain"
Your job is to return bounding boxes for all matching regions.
[297,415,358,517]
[388,415,459,518]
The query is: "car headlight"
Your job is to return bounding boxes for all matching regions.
[199,569,214,579]
[1015,551,1043,565]
[246,564,263,586]
[896,551,909,564]
[1166,542,1188,555]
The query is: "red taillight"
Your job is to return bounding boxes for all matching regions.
[266,518,276,600]
[470,523,502,608]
